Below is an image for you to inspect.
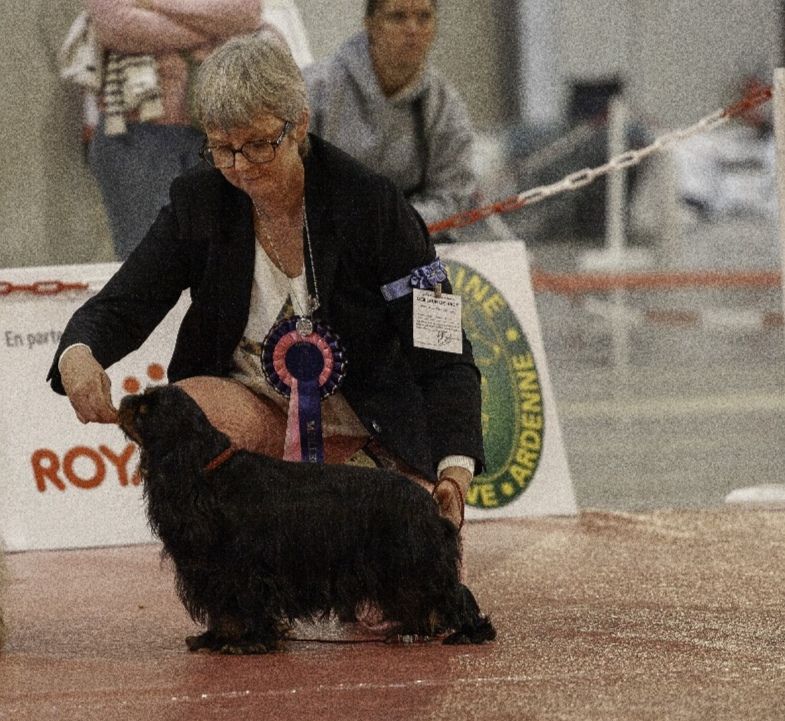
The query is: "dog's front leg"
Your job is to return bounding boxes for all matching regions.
[187,615,285,655]
[185,615,247,653]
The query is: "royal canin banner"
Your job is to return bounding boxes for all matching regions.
[0,243,575,551]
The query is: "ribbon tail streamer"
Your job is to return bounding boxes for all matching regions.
[297,377,324,463]
[283,378,302,461]
[283,377,325,463]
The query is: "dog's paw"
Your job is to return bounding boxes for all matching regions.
[186,631,221,652]
[442,631,471,645]
[218,640,277,655]
[186,631,279,655]
[384,633,433,645]
[443,617,497,645]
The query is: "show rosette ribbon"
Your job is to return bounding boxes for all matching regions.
[261,317,346,463]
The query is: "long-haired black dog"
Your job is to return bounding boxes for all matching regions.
[118,384,495,654]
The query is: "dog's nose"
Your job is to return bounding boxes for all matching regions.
[116,398,139,434]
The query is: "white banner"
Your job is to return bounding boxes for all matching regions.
[0,263,179,551]
[440,242,575,520]
[0,243,574,551]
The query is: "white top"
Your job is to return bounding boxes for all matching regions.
[242,241,310,337]
[230,241,369,440]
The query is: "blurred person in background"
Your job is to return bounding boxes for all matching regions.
[85,0,263,259]
[303,0,477,235]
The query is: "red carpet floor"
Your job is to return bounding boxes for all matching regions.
[1,508,783,720]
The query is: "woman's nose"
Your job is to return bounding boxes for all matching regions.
[233,150,254,171]
[404,16,420,33]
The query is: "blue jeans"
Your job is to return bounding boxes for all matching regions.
[89,121,203,260]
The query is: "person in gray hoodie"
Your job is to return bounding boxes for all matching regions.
[303,0,477,231]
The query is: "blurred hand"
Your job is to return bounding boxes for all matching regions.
[59,345,118,424]
[433,466,472,529]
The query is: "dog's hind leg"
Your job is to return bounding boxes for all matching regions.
[186,629,222,652]
[185,614,246,653]
[442,584,496,645]
[186,614,284,655]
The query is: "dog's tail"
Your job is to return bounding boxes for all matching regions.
[443,583,496,645]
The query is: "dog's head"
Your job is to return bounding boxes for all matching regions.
[118,384,218,451]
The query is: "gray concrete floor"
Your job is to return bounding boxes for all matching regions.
[519,214,785,511]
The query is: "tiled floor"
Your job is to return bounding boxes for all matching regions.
[2,508,784,721]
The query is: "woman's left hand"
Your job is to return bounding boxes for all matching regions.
[433,466,472,529]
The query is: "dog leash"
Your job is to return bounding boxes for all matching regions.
[432,476,466,530]
[203,444,465,530]
[204,444,239,473]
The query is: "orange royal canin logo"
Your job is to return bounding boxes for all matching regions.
[31,364,168,492]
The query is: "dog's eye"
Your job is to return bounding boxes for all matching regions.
[138,403,149,415]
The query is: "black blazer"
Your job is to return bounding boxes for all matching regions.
[48,136,485,479]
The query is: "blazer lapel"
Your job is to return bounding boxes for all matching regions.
[213,186,255,352]
[304,146,339,320]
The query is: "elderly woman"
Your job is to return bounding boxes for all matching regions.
[304,0,477,230]
[47,31,484,528]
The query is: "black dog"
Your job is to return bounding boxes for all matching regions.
[118,385,495,654]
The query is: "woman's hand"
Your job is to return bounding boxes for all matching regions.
[59,346,118,424]
[433,466,472,529]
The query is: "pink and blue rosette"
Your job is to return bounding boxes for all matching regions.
[261,318,347,463]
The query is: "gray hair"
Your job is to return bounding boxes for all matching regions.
[192,30,308,132]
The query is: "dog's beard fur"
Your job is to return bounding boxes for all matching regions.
[119,385,495,654]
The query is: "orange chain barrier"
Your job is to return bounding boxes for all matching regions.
[0,280,90,296]
[530,268,781,295]
[0,85,776,300]
[721,84,772,120]
[427,84,774,236]
[2,271,779,299]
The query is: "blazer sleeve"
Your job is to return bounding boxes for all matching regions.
[371,178,485,472]
[47,180,198,394]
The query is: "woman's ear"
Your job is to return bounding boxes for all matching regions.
[294,109,310,140]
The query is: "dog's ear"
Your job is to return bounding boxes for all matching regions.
[150,385,217,436]
[137,385,230,466]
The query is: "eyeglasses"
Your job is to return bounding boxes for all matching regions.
[200,121,292,169]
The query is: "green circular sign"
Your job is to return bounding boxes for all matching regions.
[445,261,545,509]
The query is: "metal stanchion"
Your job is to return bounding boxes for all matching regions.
[774,68,785,340]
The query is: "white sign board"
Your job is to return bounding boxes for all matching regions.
[0,263,176,551]
[0,243,574,551]
[440,242,575,520]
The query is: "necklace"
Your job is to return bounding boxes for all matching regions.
[253,198,319,337]
[251,196,347,464]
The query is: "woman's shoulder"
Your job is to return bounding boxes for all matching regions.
[307,134,395,195]
[169,164,238,202]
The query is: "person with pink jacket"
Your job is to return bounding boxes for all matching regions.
[86,0,263,259]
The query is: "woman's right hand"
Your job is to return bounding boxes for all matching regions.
[59,345,118,424]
